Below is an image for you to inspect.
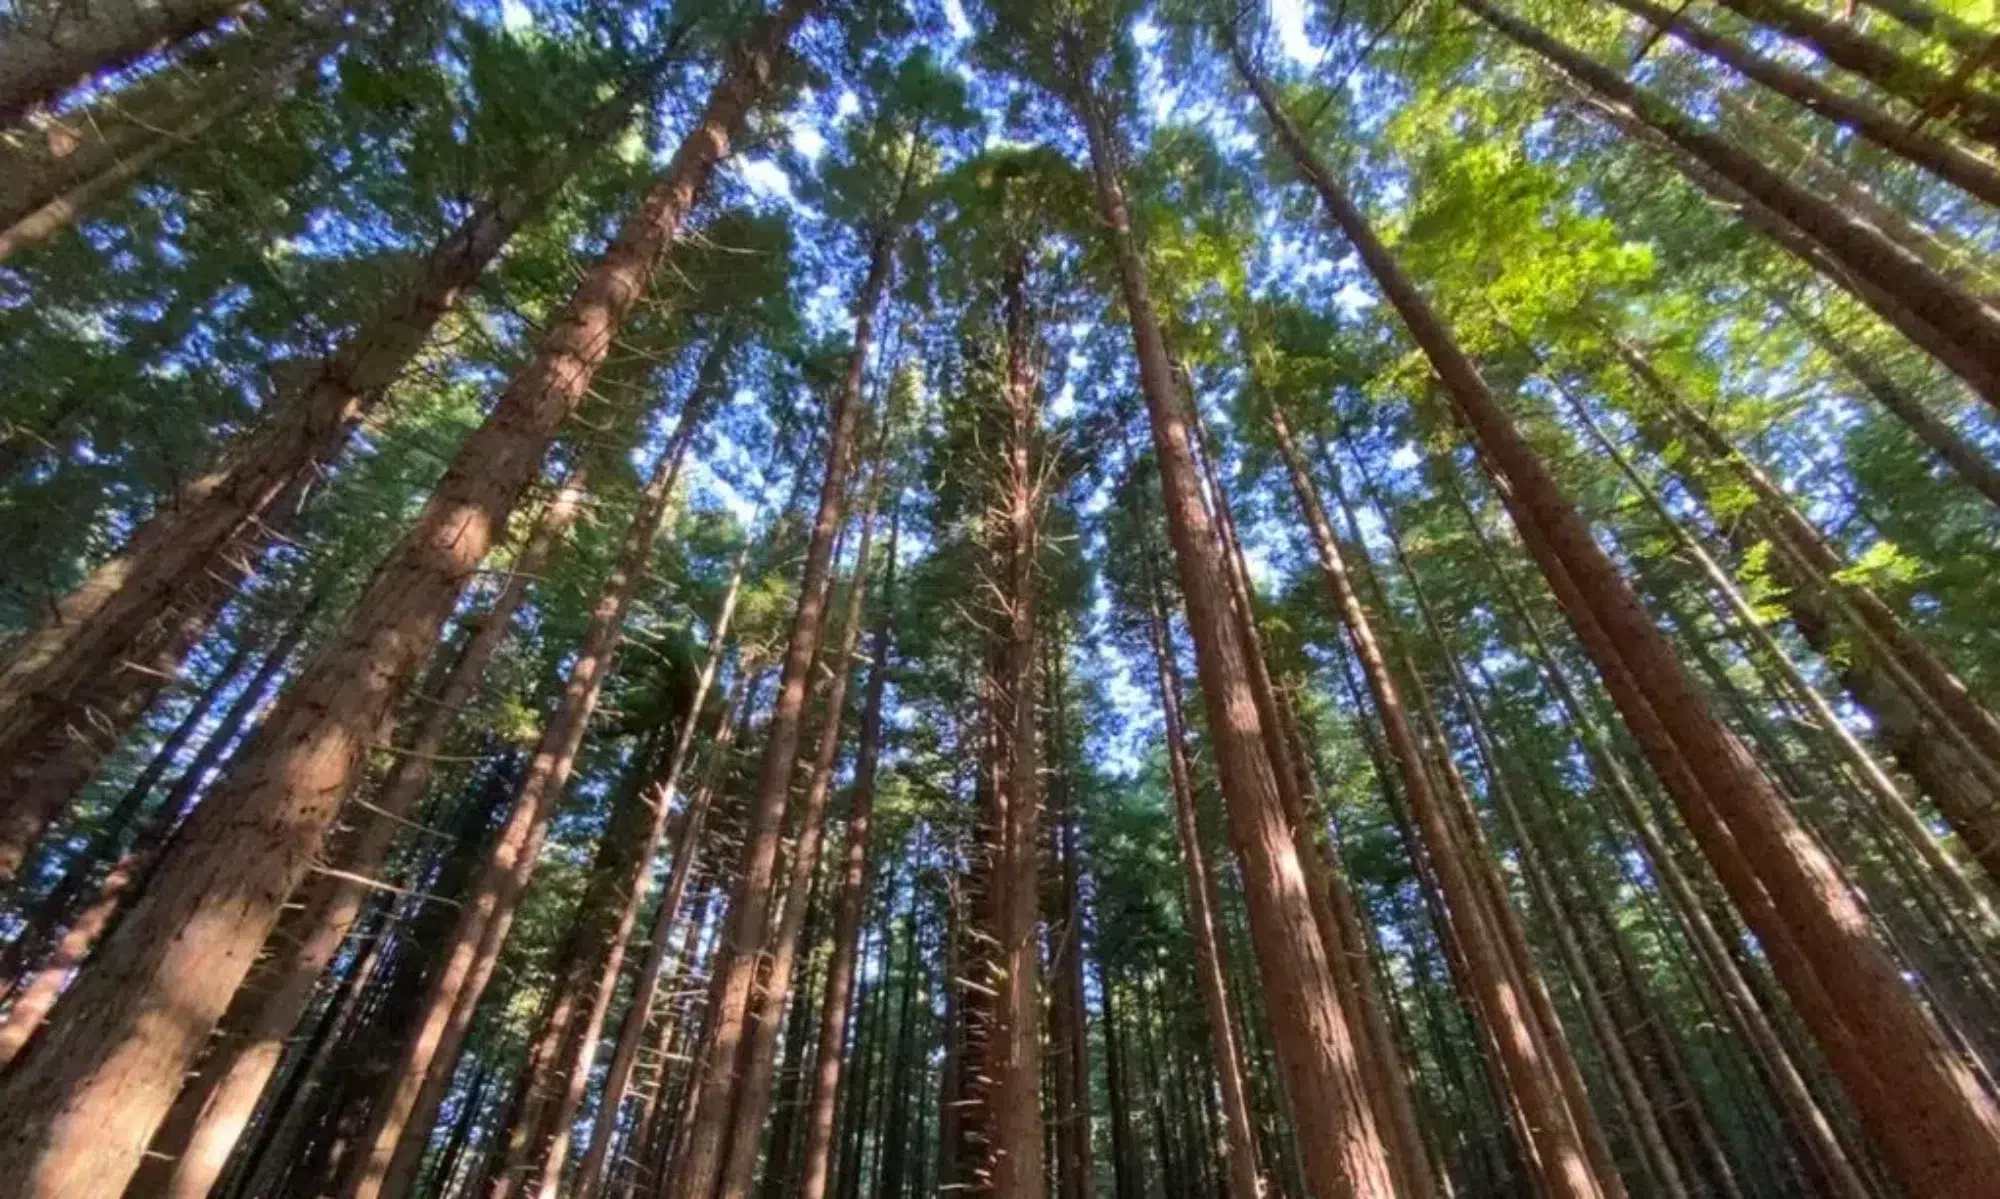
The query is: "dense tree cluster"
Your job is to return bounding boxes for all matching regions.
[0,0,1995,1194]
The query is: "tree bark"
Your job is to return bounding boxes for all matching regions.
[796,505,898,1199]
[1268,403,1617,1199]
[130,467,589,1199]
[1773,293,2000,510]
[0,85,643,885]
[1465,0,2000,413]
[0,0,245,125]
[1604,0,2000,209]
[1706,0,2000,146]
[1140,560,1265,1199]
[572,664,761,1199]
[715,492,881,1199]
[662,203,886,1199]
[342,364,716,1199]
[1069,63,1400,1198]
[1232,38,2000,1194]
[0,9,337,260]
[0,11,807,1190]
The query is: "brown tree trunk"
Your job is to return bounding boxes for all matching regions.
[0,12,809,1190]
[1068,64,1400,1197]
[1267,404,1617,1199]
[1604,0,2000,208]
[1140,560,1265,1199]
[663,202,889,1199]
[1042,640,1095,1199]
[342,366,716,1199]
[715,492,883,1199]
[1706,0,2000,146]
[0,0,244,125]
[0,605,305,1068]
[129,467,589,1199]
[571,664,762,1199]
[1232,41,2000,1194]
[1463,0,2000,413]
[796,506,899,1199]
[0,10,338,260]
[0,85,643,885]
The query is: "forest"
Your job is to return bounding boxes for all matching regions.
[0,0,1996,1193]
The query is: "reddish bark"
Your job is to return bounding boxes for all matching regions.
[1232,41,2000,1193]
[0,11,807,1192]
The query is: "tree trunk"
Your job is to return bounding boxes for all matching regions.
[130,467,589,1199]
[715,486,883,1199]
[572,665,761,1199]
[1042,639,1095,1199]
[1140,560,1265,1199]
[1706,0,2000,146]
[1233,40,2000,1194]
[0,605,304,1069]
[342,367,716,1199]
[0,12,808,1188]
[0,84,644,885]
[1268,403,1618,1199]
[0,10,338,260]
[1605,0,2000,209]
[1069,63,1401,1198]
[1773,293,2000,511]
[0,0,245,125]
[1464,0,2000,413]
[796,504,899,1199]
[663,194,892,1199]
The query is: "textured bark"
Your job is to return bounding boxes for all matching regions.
[1140,565,1264,1199]
[1236,38,2000,1193]
[0,11,335,260]
[572,668,760,1199]
[1042,644,1094,1199]
[1070,64,1399,1198]
[344,371,713,1199]
[0,13,804,1191]
[0,0,244,125]
[1705,0,2000,146]
[716,496,881,1199]
[0,607,303,1069]
[1269,404,1616,1199]
[132,469,588,1199]
[1607,0,2000,209]
[0,88,639,885]
[664,199,888,1199]
[1460,492,1879,1199]
[1467,0,2000,413]
[796,507,898,1199]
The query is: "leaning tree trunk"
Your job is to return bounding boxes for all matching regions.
[0,0,245,125]
[715,490,882,1199]
[0,8,342,260]
[342,370,716,1199]
[1267,402,1619,1199]
[662,210,889,1199]
[0,84,645,885]
[570,663,763,1199]
[1140,552,1265,1199]
[1230,36,2000,1195]
[794,506,898,1199]
[1463,0,2000,414]
[132,466,590,1199]
[1604,0,2000,209]
[1705,0,2000,147]
[0,9,809,1193]
[1068,65,1401,1198]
